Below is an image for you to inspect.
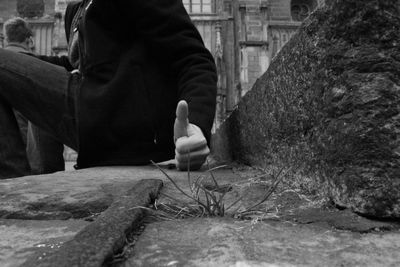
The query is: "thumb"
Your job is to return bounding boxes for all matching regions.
[174,100,189,141]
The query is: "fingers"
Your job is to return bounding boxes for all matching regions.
[175,135,207,154]
[174,121,209,171]
[175,139,209,171]
[174,100,189,141]
[175,146,210,163]
[176,100,189,122]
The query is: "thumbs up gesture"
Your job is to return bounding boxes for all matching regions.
[174,100,210,171]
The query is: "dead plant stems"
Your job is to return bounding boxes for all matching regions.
[151,160,293,219]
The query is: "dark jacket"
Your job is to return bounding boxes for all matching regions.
[41,0,217,168]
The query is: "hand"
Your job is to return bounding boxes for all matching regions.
[174,100,210,171]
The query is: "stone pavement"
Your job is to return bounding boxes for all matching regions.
[126,218,400,267]
[0,219,89,267]
[0,165,399,266]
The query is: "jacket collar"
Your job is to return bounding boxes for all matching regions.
[5,42,31,53]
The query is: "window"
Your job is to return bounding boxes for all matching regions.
[224,0,232,15]
[183,0,213,13]
[291,4,310,21]
[282,33,287,43]
[0,33,4,48]
[291,0,317,21]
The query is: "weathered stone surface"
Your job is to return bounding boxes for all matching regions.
[125,218,400,267]
[17,0,44,18]
[280,208,399,233]
[212,0,400,218]
[117,166,399,267]
[0,166,243,267]
[0,168,136,220]
[0,166,398,267]
[0,166,240,220]
[0,219,89,267]
[23,179,163,267]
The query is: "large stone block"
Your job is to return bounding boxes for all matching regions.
[212,0,400,218]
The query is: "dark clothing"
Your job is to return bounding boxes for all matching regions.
[40,0,217,169]
[4,43,30,54]
[0,49,78,179]
[27,123,65,174]
[14,109,28,146]
[4,43,65,174]
[0,0,216,176]
[5,43,32,146]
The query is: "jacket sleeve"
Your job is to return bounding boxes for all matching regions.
[115,0,217,143]
[34,2,81,72]
[35,55,74,71]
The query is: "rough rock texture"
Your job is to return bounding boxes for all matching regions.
[1,166,398,266]
[0,166,240,220]
[0,169,133,220]
[0,219,89,267]
[23,179,163,267]
[0,166,241,267]
[125,218,400,267]
[212,0,400,218]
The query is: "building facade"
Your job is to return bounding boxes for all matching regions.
[183,0,324,127]
[0,0,323,130]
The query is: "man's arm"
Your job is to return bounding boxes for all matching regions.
[33,1,80,72]
[115,0,217,143]
[116,0,217,170]
[35,55,74,71]
[174,100,211,170]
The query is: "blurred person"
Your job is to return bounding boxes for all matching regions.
[3,17,34,146]
[0,0,216,179]
[3,17,65,175]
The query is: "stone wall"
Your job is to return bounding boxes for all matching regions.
[212,0,400,219]
[0,0,54,20]
[268,0,291,20]
[0,0,17,21]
